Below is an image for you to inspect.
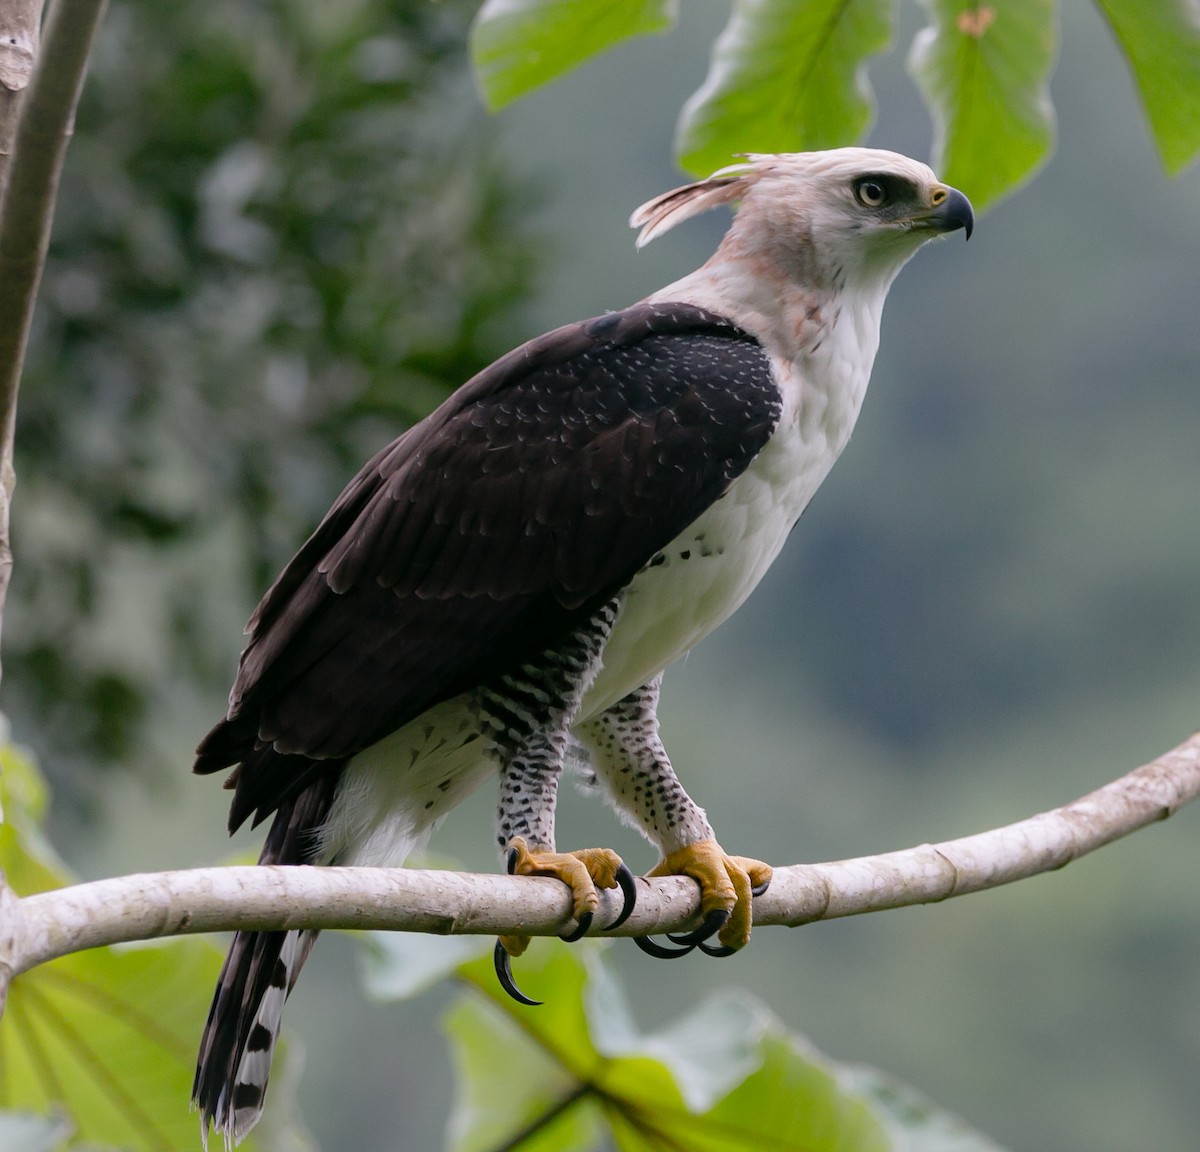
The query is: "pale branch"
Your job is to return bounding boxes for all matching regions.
[0,0,42,200]
[1,731,1196,991]
[0,0,107,684]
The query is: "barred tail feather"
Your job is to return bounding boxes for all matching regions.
[194,773,338,1148]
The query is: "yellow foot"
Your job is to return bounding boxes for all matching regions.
[495,837,638,1005]
[640,840,772,957]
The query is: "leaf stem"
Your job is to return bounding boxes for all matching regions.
[485,1080,594,1152]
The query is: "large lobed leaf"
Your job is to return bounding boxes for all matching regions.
[468,0,1199,208]
[4,939,235,1152]
[1091,0,1200,174]
[429,940,1009,1151]
[676,0,893,177]
[908,0,1057,210]
[0,741,310,1152]
[470,0,680,110]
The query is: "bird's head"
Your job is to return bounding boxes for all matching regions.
[632,148,973,292]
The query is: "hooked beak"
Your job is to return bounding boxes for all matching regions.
[923,184,974,240]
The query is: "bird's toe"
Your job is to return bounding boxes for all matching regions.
[640,840,772,955]
[506,838,633,940]
[493,838,637,1004]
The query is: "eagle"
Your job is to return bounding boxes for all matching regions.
[192,147,973,1145]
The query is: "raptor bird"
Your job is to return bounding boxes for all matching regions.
[193,147,973,1145]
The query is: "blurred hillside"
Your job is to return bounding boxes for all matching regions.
[6,1,1200,1151]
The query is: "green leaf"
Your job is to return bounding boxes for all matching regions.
[444,996,607,1152]
[584,963,772,1112]
[469,0,680,111]
[4,941,231,1151]
[0,740,70,898]
[685,1034,893,1152]
[445,943,607,1152]
[676,0,893,177]
[0,739,311,1151]
[457,940,603,1078]
[1092,0,1200,174]
[908,0,1057,209]
[444,941,904,1152]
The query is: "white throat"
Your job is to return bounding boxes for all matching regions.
[644,258,891,461]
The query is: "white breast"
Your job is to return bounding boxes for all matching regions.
[581,343,870,718]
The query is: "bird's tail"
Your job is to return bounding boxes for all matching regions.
[193,773,337,1149]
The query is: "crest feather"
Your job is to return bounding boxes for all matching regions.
[629,160,760,249]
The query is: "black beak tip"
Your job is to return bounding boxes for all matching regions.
[943,186,974,241]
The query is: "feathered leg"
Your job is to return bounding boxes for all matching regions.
[478,597,636,1001]
[575,676,771,956]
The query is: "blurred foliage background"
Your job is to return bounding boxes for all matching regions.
[8,0,536,812]
[4,0,1200,1150]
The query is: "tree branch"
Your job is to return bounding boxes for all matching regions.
[3,731,1197,985]
[0,0,107,684]
[0,0,42,201]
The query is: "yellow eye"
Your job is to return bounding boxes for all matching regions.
[854,179,887,208]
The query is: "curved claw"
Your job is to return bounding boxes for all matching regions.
[697,940,738,958]
[751,875,771,899]
[665,908,729,948]
[633,934,696,959]
[493,939,542,1007]
[560,909,593,944]
[605,863,638,932]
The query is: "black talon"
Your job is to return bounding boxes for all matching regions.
[494,939,542,1007]
[633,934,696,959]
[634,907,733,958]
[665,908,729,948]
[751,876,771,898]
[506,848,520,875]
[560,909,593,944]
[605,864,638,931]
[697,940,738,958]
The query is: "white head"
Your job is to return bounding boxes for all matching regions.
[632,148,973,292]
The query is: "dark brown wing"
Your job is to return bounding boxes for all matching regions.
[195,301,781,829]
